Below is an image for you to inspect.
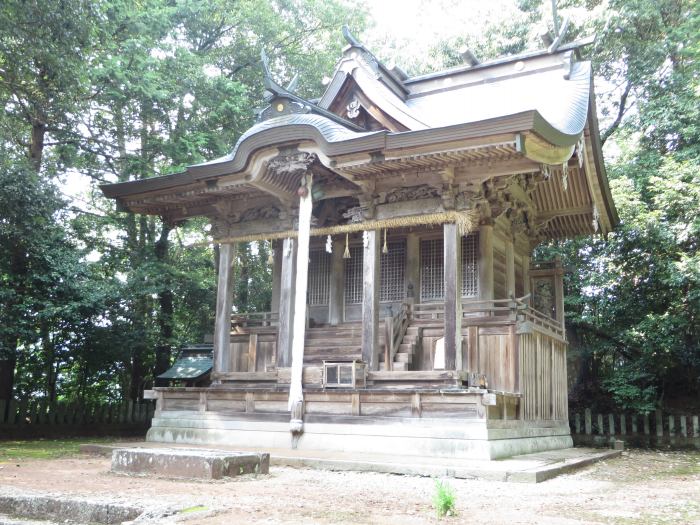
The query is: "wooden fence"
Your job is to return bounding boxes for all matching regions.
[0,398,155,439]
[570,408,700,449]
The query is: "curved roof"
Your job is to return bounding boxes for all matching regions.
[406,61,591,144]
[188,113,381,178]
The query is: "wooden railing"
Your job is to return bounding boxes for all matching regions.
[231,311,279,329]
[384,303,410,371]
[412,297,564,339]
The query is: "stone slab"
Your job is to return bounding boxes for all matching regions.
[90,442,619,483]
[110,447,269,480]
[0,495,141,524]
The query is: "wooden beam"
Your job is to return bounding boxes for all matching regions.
[213,243,236,375]
[362,229,380,370]
[276,237,296,368]
[443,223,461,370]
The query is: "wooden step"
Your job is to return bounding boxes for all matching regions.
[304,338,362,347]
[398,343,415,353]
[422,328,444,337]
[394,353,412,363]
[391,362,408,371]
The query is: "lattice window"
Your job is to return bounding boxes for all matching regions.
[307,249,331,306]
[380,240,406,302]
[461,233,479,298]
[420,238,444,302]
[344,245,363,304]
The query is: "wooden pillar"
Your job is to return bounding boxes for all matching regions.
[288,174,313,410]
[362,230,380,370]
[405,233,420,303]
[328,240,345,325]
[522,254,531,297]
[505,237,515,298]
[213,242,236,375]
[478,223,494,301]
[276,237,296,368]
[271,239,283,314]
[443,223,461,370]
[554,257,565,330]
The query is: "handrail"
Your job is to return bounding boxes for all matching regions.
[231,311,279,329]
[412,295,564,338]
[384,303,410,371]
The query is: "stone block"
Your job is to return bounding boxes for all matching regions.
[111,447,269,480]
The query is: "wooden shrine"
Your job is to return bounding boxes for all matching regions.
[102,28,618,459]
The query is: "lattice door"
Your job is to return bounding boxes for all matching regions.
[461,233,479,298]
[420,238,444,302]
[343,245,363,304]
[307,249,331,305]
[380,240,406,302]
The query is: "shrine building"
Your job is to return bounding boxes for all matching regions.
[101,28,618,459]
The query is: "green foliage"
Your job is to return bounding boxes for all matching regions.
[432,479,456,518]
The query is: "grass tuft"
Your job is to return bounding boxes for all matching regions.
[433,479,456,518]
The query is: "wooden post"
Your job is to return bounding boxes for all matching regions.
[276,237,296,368]
[522,255,531,297]
[553,257,565,329]
[406,233,420,303]
[585,407,592,435]
[213,242,236,376]
[288,174,314,411]
[505,236,515,299]
[248,333,258,372]
[328,240,345,325]
[443,223,461,370]
[655,409,663,438]
[271,239,283,314]
[478,223,494,302]
[362,230,380,370]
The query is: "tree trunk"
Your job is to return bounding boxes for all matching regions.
[29,120,46,173]
[154,221,174,383]
[0,356,16,401]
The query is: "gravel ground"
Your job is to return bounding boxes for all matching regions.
[0,449,698,524]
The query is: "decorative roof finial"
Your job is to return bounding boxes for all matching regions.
[342,25,362,47]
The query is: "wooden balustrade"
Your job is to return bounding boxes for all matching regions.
[384,303,410,370]
[231,311,279,329]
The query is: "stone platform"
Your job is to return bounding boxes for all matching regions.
[85,442,619,483]
[110,447,269,480]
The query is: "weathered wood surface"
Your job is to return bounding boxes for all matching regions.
[276,237,296,368]
[362,229,380,370]
[519,329,567,421]
[213,243,236,375]
[443,222,461,370]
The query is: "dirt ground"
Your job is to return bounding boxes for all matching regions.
[0,449,699,525]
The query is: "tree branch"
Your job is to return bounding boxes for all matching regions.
[601,80,633,145]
